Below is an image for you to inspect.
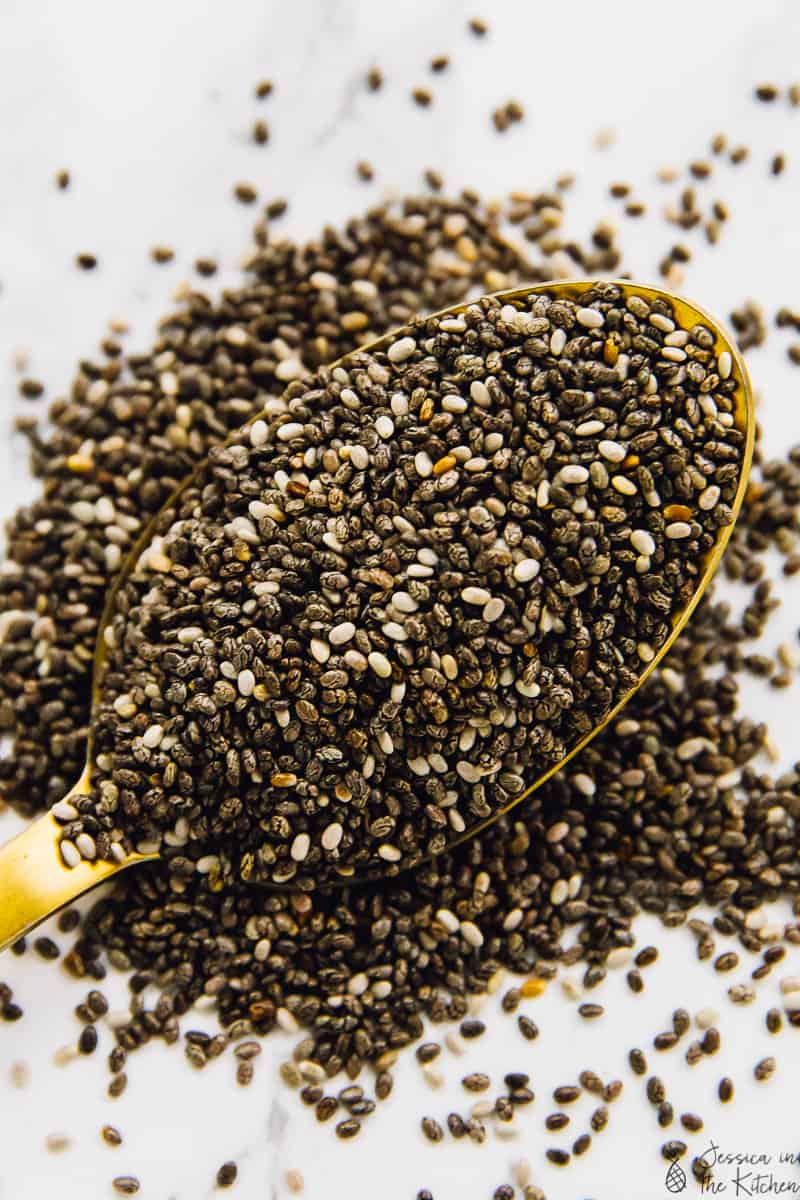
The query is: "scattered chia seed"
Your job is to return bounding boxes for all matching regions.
[662,1140,687,1161]
[216,1162,238,1188]
[658,1101,674,1128]
[672,1009,690,1037]
[754,1056,776,1081]
[33,936,59,960]
[78,1025,98,1054]
[112,1179,140,1196]
[421,1117,444,1142]
[627,970,644,994]
[590,1106,609,1133]
[18,377,44,399]
[233,182,258,204]
[517,1016,539,1041]
[286,1170,304,1194]
[628,1048,647,1075]
[102,1125,123,1147]
[701,1028,721,1055]
[578,1070,604,1094]
[9,1060,29,1088]
[578,1003,604,1020]
[654,1032,679,1051]
[462,1072,490,1092]
[45,1133,71,1153]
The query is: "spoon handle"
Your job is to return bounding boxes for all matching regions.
[0,812,136,952]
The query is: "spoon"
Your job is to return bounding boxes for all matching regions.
[0,279,754,951]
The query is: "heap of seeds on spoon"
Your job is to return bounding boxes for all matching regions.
[52,284,744,888]
[1,20,799,1193]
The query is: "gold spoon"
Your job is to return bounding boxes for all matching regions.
[0,279,754,951]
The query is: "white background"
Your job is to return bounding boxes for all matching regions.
[1,2,800,1198]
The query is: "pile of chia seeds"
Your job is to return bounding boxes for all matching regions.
[53,284,744,888]
[1,30,800,1196]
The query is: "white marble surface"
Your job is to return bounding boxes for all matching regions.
[2,1,800,1197]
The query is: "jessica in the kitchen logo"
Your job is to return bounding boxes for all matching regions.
[666,1141,800,1195]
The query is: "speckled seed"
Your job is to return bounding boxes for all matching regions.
[629,1048,647,1075]
[112,1179,140,1196]
[765,1008,783,1033]
[590,1106,609,1132]
[546,1148,571,1166]
[754,1057,776,1081]
[421,1116,444,1142]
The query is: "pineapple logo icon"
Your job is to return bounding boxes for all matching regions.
[665,1158,687,1193]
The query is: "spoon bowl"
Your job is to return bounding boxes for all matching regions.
[0,279,754,949]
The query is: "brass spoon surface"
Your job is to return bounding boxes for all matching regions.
[0,279,754,950]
